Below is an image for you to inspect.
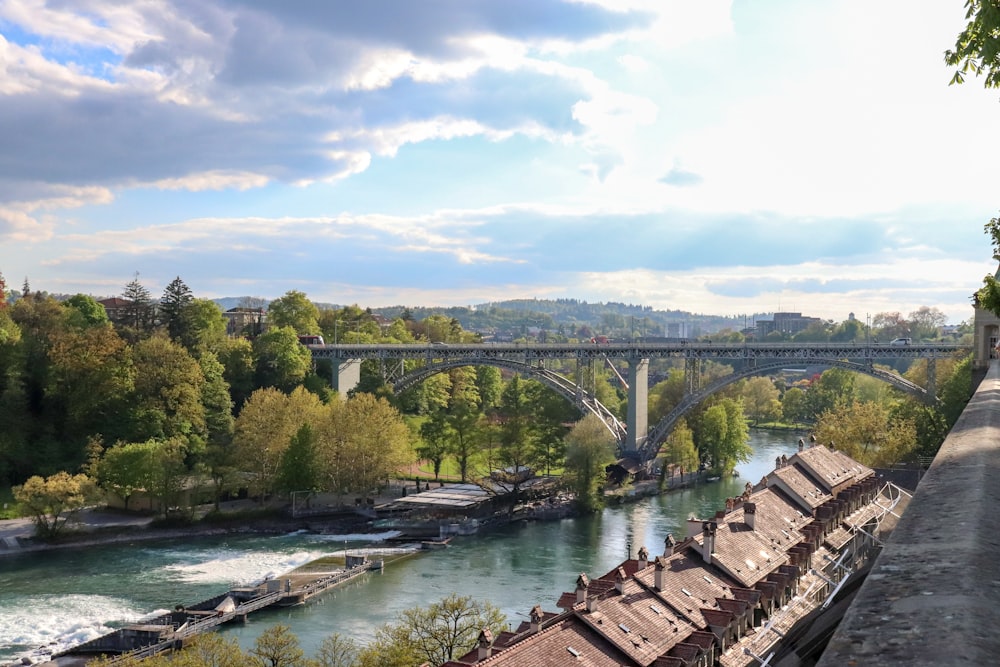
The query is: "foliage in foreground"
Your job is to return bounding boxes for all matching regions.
[86,594,505,667]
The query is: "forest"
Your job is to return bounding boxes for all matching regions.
[0,273,975,530]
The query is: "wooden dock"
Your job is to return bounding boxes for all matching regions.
[54,555,381,664]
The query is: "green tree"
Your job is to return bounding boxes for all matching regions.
[160,276,194,343]
[179,299,228,354]
[233,387,325,502]
[495,375,538,503]
[475,365,503,410]
[119,273,156,342]
[253,326,312,391]
[563,414,616,512]
[781,386,809,424]
[446,398,481,483]
[741,376,781,425]
[268,291,320,335]
[13,471,97,539]
[418,409,452,479]
[526,381,573,476]
[805,368,856,421]
[249,624,309,667]
[660,418,699,483]
[976,217,1000,316]
[63,294,110,328]
[276,423,320,496]
[97,440,159,511]
[363,594,506,666]
[130,335,207,451]
[946,1,1000,87]
[218,336,256,411]
[815,401,917,467]
[315,633,358,667]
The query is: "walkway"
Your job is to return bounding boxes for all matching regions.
[819,360,1000,665]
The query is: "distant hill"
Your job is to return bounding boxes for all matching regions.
[211,296,755,337]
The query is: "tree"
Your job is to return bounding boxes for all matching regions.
[218,336,256,411]
[447,397,481,482]
[64,294,110,328]
[814,401,917,467]
[563,414,616,512]
[526,381,573,476]
[97,440,159,511]
[373,594,507,666]
[908,306,947,341]
[418,409,452,479]
[179,299,228,354]
[781,386,809,424]
[233,387,325,502]
[660,418,698,482]
[253,326,312,391]
[741,376,782,425]
[946,1,1000,87]
[13,471,97,539]
[119,273,156,341]
[268,291,320,335]
[160,277,194,343]
[315,633,358,667]
[495,375,538,503]
[276,423,320,496]
[130,335,207,451]
[696,398,751,475]
[249,624,309,667]
[976,217,1000,317]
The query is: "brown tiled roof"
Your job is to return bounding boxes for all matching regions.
[767,464,831,511]
[697,513,788,589]
[575,578,695,666]
[632,550,738,628]
[473,615,632,666]
[794,445,873,493]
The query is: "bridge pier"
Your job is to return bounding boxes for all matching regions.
[626,359,649,453]
[330,359,361,397]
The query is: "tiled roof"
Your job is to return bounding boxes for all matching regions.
[793,445,873,493]
[575,579,695,666]
[472,616,631,667]
[767,464,831,511]
[699,518,788,588]
[633,551,739,628]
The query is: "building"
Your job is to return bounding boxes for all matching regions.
[223,306,266,337]
[755,312,822,338]
[444,442,905,667]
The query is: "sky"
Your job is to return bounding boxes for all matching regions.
[1,0,999,325]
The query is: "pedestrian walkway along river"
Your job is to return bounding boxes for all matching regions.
[0,431,800,665]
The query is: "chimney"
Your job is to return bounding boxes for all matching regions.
[702,521,717,565]
[587,592,600,613]
[637,546,649,569]
[529,605,544,632]
[775,455,782,469]
[654,556,667,591]
[477,628,494,660]
[663,533,677,557]
[615,566,627,594]
[575,573,590,604]
[798,438,805,452]
[687,517,703,539]
[744,502,756,531]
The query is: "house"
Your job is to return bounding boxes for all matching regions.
[444,442,903,667]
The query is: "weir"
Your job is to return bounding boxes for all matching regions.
[54,555,381,664]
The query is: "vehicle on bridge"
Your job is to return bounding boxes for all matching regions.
[890,337,912,346]
[297,334,325,345]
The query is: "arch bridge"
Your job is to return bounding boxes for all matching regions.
[308,341,968,467]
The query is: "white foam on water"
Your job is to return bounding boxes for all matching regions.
[160,548,330,585]
[306,530,402,542]
[0,593,147,663]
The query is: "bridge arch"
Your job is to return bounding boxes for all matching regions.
[393,358,627,443]
[637,359,931,463]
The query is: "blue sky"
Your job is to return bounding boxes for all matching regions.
[1,0,998,324]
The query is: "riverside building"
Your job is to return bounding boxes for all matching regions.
[443,442,905,667]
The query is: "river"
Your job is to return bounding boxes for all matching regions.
[0,430,803,664]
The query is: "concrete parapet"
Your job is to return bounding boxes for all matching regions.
[819,360,1000,666]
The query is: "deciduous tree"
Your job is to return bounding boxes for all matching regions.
[563,414,616,512]
[268,291,320,335]
[13,471,97,539]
